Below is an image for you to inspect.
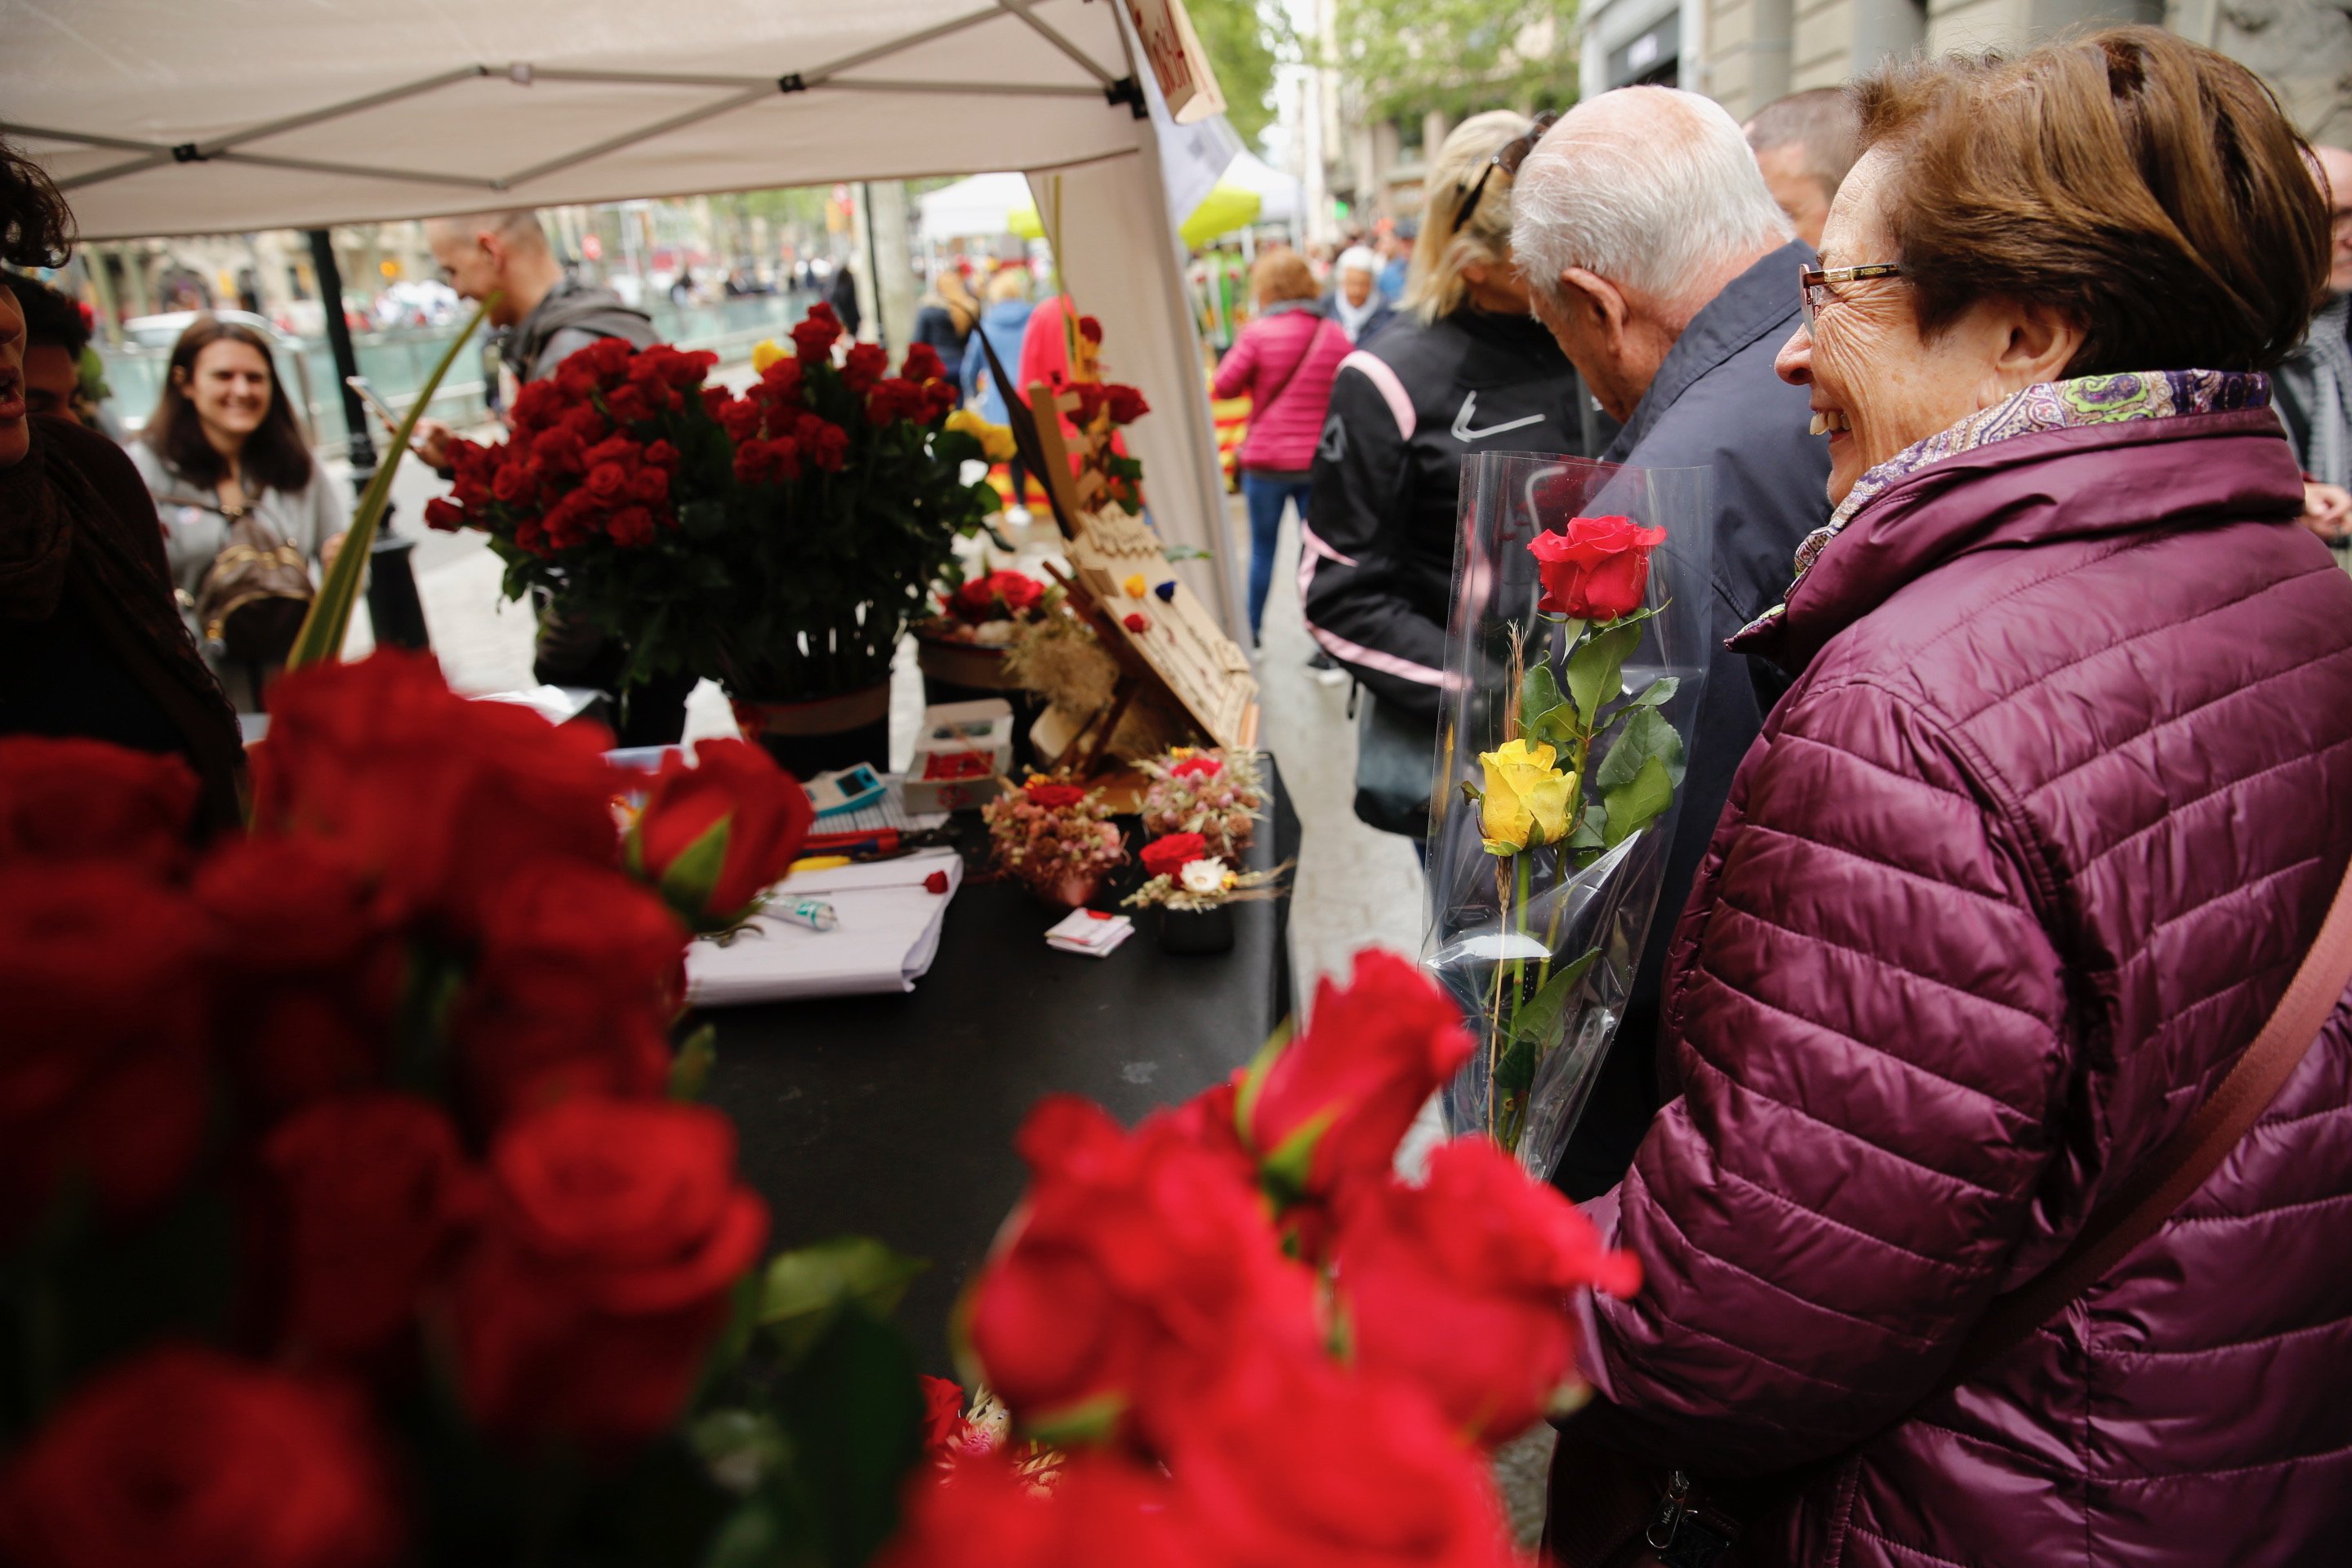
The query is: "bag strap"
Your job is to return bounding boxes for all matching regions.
[1255,314,1332,421]
[1940,848,2352,1391]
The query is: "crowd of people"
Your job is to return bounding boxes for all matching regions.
[4,20,2352,1563]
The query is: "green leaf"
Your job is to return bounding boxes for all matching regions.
[670,1023,716,1102]
[657,815,733,919]
[286,292,496,670]
[1493,1033,1538,1095]
[1628,676,1679,709]
[1519,662,1566,739]
[1593,705,1687,795]
[1259,1107,1339,1204]
[1603,754,1675,848]
[1510,947,1603,1045]
[1232,1018,1294,1143]
[1023,1389,1130,1446]
[760,1238,930,1363]
[767,1305,924,1568]
[1566,623,1643,724]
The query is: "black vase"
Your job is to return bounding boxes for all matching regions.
[732,684,893,782]
[1157,903,1235,955]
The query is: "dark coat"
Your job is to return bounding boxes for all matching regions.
[1575,398,2352,1566]
[1555,240,1831,1200]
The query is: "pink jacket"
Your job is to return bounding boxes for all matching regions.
[1213,305,1349,474]
[1574,394,2352,1566]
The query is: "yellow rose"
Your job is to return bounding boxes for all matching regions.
[751,339,791,373]
[946,408,1017,462]
[1478,738,1575,854]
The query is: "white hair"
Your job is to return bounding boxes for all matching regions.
[1512,87,1793,319]
[1338,245,1379,276]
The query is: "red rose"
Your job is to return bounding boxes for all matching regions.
[531,426,586,474]
[874,1452,1191,1568]
[1526,514,1667,621]
[424,496,468,531]
[510,379,564,431]
[1022,778,1086,810]
[1242,949,1472,1207]
[603,384,653,424]
[448,861,684,1132]
[991,571,1044,614]
[261,1094,478,1362]
[0,736,198,876]
[964,1097,1316,1453]
[642,438,680,469]
[491,461,536,506]
[583,461,630,501]
[902,341,947,383]
[1140,832,1208,880]
[605,506,657,548]
[1070,383,1109,425]
[1077,314,1104,345]
[715,395,765,443]
[844,341,890,394]
[0,864,212,1244]
[791,304,843,360]
[452,1097,768,1450]
[760,354,805,403]
[1105,384,1150,425]
[559,403,611,443]
[0,1346,401,1568]
[194,837,401,1116]
[1169,754,1222,779]
[250,653,621,938]
[626,738,815,932]
[1334,1138,1641,1446]
[800,417,849,471]
[1169,1350,1516,1568]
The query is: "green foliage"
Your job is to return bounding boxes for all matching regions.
[1566,621,1643,724]
[1186,0,1294,150]
[1329,0,1579,120]
[760,1239,931,1364]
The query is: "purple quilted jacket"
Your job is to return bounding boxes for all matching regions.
[1572,401,2352,1565]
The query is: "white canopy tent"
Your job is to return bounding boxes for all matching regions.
[6,0,1246,633]
[915,172,1036,243]
[1222,150,1303,225]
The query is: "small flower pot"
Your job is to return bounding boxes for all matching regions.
[1034,871,1106,911]
[1156,904,1234,955]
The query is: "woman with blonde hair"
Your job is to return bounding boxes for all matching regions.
[1213,249,1352,642]
[1302,109,1592,841]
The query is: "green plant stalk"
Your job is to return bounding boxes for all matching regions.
[285,293,498,670]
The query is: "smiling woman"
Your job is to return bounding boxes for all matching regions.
[0,132,243,831]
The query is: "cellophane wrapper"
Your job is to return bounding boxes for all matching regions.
[1428,452,1715,1179]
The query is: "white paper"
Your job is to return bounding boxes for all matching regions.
[684,851,962,1005]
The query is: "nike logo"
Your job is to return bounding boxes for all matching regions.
[1450,391,1545,443]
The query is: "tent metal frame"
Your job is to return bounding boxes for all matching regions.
[6,0,1143,204]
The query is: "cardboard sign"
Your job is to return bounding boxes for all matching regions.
[1123,0,1227,124]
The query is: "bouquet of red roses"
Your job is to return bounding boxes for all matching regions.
[0,652,919,1567]
[430,302,997,710]
[880,950,1639,1565]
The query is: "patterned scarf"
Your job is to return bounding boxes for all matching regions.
[1739,368,2272,640]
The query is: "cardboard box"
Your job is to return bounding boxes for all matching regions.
[903,698,1015,813]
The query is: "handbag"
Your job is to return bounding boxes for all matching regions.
[1352,688,1437,840]
[1548,847,2352,1567]
[190,497,314,665]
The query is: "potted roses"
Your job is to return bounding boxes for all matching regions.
[1120,830,1288,954]
[1137,746,1263,861]
[433,303,999,777]
[980,773,1128,909]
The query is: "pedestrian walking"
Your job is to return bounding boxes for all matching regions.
[1325,246,1396,345]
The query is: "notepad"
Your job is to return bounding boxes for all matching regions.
[684,851,962,1004]
[1045,907,1134,958]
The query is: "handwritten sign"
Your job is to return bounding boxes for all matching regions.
[1122,0,1227,124]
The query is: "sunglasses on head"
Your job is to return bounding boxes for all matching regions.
[1448,112,1561,240]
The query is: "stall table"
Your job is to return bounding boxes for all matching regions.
[706,762,1298,1370]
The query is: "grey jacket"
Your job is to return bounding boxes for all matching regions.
[1557,239,1832,1199]
[505,278,658,385]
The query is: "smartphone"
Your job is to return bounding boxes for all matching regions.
[344,375,401,428]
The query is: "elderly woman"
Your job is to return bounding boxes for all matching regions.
[1553,29,2352,1566]
[1304,110,1590,840]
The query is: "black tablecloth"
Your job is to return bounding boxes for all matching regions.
[706,761,1298,1371]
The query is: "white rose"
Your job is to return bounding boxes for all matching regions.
[1179,858,1227,895]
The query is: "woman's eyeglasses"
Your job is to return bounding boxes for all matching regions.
[1448,112,1561,240]
[1799,262,1906,327]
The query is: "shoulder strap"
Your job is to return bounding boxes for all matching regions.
[1940,850,2352,1390]
[1257,314,1334,419]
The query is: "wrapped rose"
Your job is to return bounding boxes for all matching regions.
[448,862,685,1132]
[1169,1349,1517,1568]
[0,736,199,876]
[260,1094,478,1363]
[1526,514,1667,621]
[1241,950,1473,1208]
[1139,832,1208,881]
[452,1097,768,1450]
[626,739,814,933]
[0,1346,402,1568]
[1477,738,1574,855]
[964,1096,1316,1453]
[1334,1138,1640,1446]
[0,864,212,1244]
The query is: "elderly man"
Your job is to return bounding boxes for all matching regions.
[1325,245,1396,344]
[2270,144,2352,549]
[1742,87,1861,250]
[1511,86,1829,1199]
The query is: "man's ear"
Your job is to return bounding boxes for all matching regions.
[1560,266,1628,347]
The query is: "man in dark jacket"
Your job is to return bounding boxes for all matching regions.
[2267,142,2352,550]
[1512,86,1831,1198]
[411,211,688,743]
